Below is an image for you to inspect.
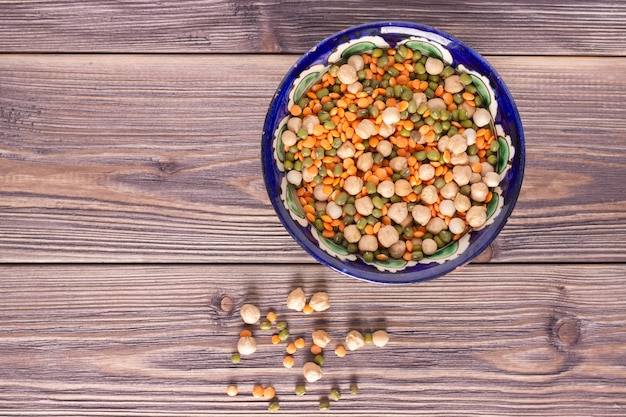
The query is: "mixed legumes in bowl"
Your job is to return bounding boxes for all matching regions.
[262,22,525,284]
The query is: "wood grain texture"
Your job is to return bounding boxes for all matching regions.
[2,54,626,263]
[0,263,625,416]
[1,1,626,55]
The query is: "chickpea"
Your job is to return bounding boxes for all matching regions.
[302,114,320,135]
[418,163,435,181]
[337,63,358,85]
[355,196,374,216]
[389,156,408,172]
[448,217,467,235]
[453,164,472,186]
[459,101,476,118]
[395,179,412,197]
[343,224,361,243]
[311,330,332,348]
[483,171,500,187]
[237,336,257,356]
[287,116,302,133]
[421,238,438,255]
[355,119,377,140]
[470,172,482,184]
[426,217,446,235]
[303,362,323,383]
[287,287,306,312]
[448,134,468,154]
[343,224,362,243]
[471,182,490,202]
[412,204,432,226]
[282,129,298,147]
[437,135,450,152]
[473,108,492,127]
[420,184,439,205]
[463,128,477,146]
[240,303,261,324]
[481,161,495,175]
[388,240,406,259]
[372,330,389,347]
[345,330,365,351]
[440,182,459,200]
[286,170,302,186]
[466,205,487,228]
[439,199,456,217]
[336,141,356,159]
[377,224,400,248]
[347,81,363,95]
[358,234,378,253]
[454,193,472,213]
[425,57,444,75]
[376,139,393,157]
[427,97,446,110]
[356,152,374,172]
[450,151,469,165]
[347,54,365,71]
[378,122,395,138]
[343,176,363,196]
[444,74,465,94]
[412,92,427,107]
[377,180,395,198]
[309,292,330,312]
[313,184,332,202]
[382,107,401,126]
[387,202,408,224]
[325,201,343,219]
[302,166,316,183]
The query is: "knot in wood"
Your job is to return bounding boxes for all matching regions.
[555,318,580,346]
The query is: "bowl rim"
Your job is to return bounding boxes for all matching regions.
[262,21,525,284]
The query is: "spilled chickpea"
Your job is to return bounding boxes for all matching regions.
[227,287,389,412]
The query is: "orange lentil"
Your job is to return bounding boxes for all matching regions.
[294,338,306,349]
[289,104,302,116]
[266,311,277,324]
[302,304,314,315]
[310,344,323,355]
[283,355,295,369]
[252,385,264,398]
[334,345,347,358]
[263,386,276,400]
[240,329,252,338]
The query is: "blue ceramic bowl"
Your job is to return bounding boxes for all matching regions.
[262,21,524,284]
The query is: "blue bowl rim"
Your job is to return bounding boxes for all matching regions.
[262,21,525,284]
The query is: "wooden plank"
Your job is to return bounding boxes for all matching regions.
[0,263,625,416]
[1,54,626,263]
[1,1,626,55]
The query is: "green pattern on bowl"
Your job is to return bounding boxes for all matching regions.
[371,257,409,270]
[486,192,499,218]
[275,124,287,164]
[429,240,460,260]
[470,74,492,108]
[285,183,305,219]
[328,36,389,63]
[402,39,444,60]
[497,137,510,174]
[293,71,322,103]
[341,41,380,59]
[318,234,351,256]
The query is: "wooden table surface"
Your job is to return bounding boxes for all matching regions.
[1,1,626,416]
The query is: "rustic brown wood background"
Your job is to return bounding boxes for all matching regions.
[1,1,625,416]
